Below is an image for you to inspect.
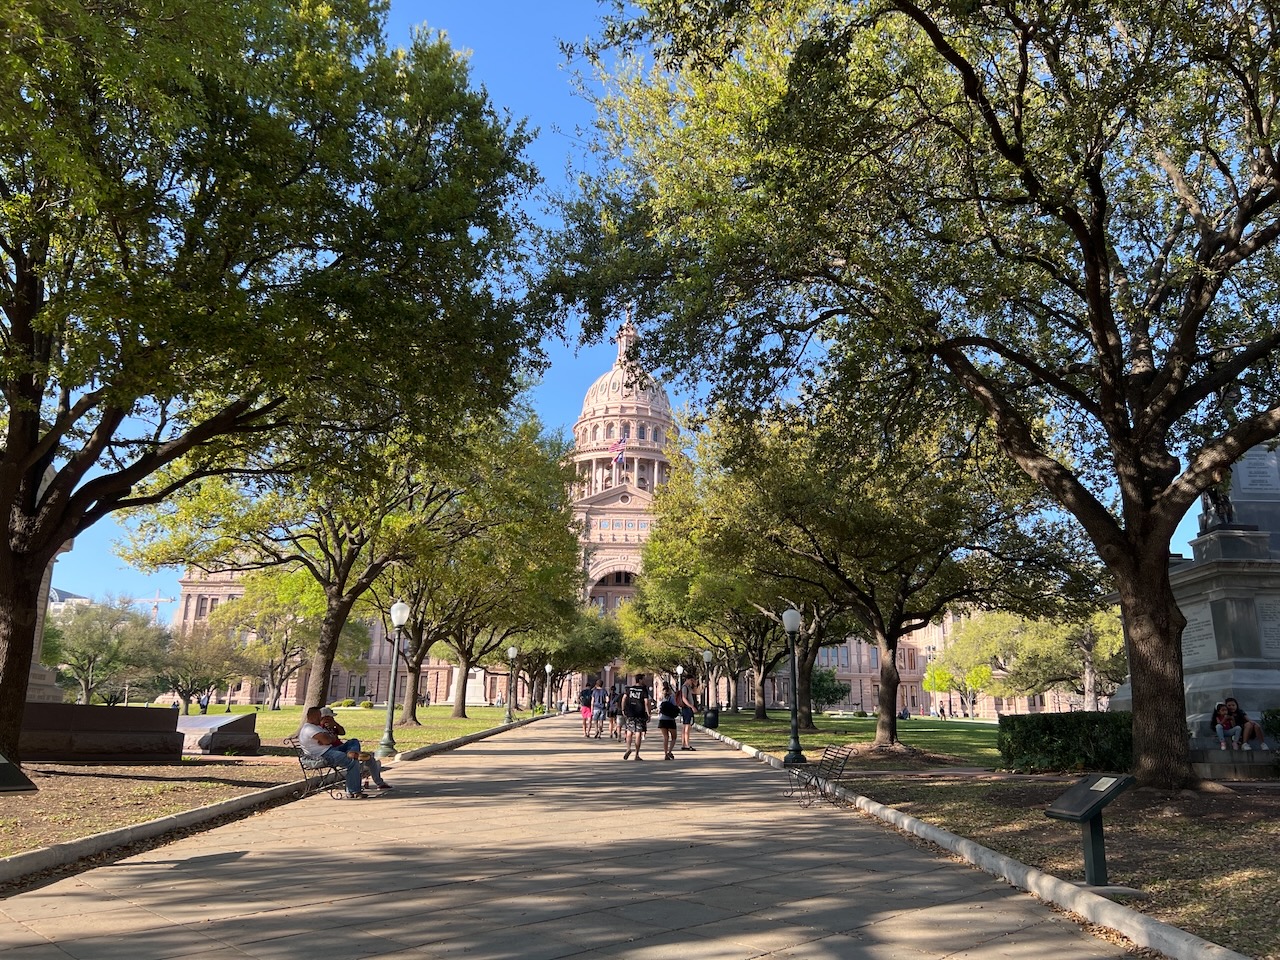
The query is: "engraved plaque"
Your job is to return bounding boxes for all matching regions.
[1258,596,1280,657]
[1235,448,1280,498]
[1180,603,1218,667]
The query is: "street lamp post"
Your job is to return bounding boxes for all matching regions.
[505,646,518,725]
[377,600,411,758]
[702,649,713,709]
[781,608,807,765]
[544,662,553,714]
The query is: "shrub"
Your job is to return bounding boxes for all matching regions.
[998,711,1132,773]
[341,698,356,707]
[854,710,868,718]
[360,700,374,709]
[1262,708,1280,739]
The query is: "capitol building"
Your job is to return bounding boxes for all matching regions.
[570,322,674,613]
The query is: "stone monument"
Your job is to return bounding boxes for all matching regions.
[1112,445,1280,741]
[1172,445,1280,728]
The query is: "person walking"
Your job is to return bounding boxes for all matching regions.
[656,681,679,760]
[590,679,607,738]
[679,673,699,752]
[607,687,622,739]
[621,673,653,761]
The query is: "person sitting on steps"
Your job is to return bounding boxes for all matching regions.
[1225,697,1269,751]
[1213,701,1241,751]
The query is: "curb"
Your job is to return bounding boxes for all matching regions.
[0,715,549,886]
[696,725,1251,960]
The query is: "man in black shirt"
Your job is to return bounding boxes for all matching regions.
[621,673,653,761]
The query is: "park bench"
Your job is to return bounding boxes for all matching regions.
[285,735,374,799]
[783,744,854,807]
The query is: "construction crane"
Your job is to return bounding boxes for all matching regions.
[127,590,177,625]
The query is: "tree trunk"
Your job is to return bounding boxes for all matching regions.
[1082,642,1098,712]
[0,562,50,762]
[751,667,769,719]
[303,593,358,709]
[401,664,422,725]
[875,639,901,744]
[1117,560,1196,788]
[451,658,470,718]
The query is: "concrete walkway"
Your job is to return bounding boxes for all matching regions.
[1,717,1134,960]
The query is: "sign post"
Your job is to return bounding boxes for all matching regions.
[1044,773,1136,886]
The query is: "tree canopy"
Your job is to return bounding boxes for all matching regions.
[541,0,1280,787]
[0,0,544,760]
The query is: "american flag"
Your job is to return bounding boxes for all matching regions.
[608,437,627,454]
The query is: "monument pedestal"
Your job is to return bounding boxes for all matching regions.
[1172,525,1280,727]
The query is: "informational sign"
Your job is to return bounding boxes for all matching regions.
[1045,773,1136,823]
[1258,597,1280,658]
[1236,448,1280,498]
[1180,603,1219,668]
[0,753,36,792]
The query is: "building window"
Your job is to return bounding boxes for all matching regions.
[840,646,849,667]
[639,521,649,529]
[870,647,879,669]
[196,596,208,618]
[606,423,615,439]
[599,520,609,529]
[638,424,647,440]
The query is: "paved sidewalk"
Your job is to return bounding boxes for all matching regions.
[1,717,1133,959]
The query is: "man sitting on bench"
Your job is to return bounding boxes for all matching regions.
[299,706,391,799]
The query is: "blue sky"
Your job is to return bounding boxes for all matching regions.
[51,0,1204,618]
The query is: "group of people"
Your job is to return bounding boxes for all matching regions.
[576,672,701,761]
[297,705,394,799]
[1212,697,1270,751]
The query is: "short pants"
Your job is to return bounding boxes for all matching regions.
[624,714,648,733]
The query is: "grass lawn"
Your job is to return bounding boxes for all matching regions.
[158,703,534,754]
[711,711,1002,768]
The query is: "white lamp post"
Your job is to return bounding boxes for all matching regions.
[506,646,518,725]
[544,662,553,714]
[781,608,807,765]
[377,600,412,758]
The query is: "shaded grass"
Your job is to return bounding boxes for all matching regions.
[712,711,1001,767]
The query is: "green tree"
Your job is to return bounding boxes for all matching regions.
[42,599,167,704]
[648,408,1087,743]
[0,0,543,761]
[207,569,323,710]
[957,609,1127,712]
[156,626,247,715]
[545,0,1280,786]
[810,667,851,712]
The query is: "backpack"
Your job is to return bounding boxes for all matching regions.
[578,688,593,707]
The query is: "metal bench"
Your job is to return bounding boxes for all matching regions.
[285,735,372,798]
[783,744,853,807]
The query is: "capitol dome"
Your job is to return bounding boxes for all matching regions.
[572,322,675,458]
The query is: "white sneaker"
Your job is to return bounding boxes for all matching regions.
[1220,740,1227,750]
[1262,743,1271,751]
[1242,743,1252,751]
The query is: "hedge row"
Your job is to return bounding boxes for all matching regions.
[997,711,1132,773]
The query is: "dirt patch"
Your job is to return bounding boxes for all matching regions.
[2,758,301,860]
[842,773,1280,960]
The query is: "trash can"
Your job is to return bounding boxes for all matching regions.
[702,707,719,729]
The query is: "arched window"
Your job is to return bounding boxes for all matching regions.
[591,424,600,442]
[638,424,647,440]
[606,423,615,439]
[653,429,664,446]
[622,422,631,439]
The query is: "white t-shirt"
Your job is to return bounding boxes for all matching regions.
[298,722,331,758]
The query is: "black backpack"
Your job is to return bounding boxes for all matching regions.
[578,688,593,707]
